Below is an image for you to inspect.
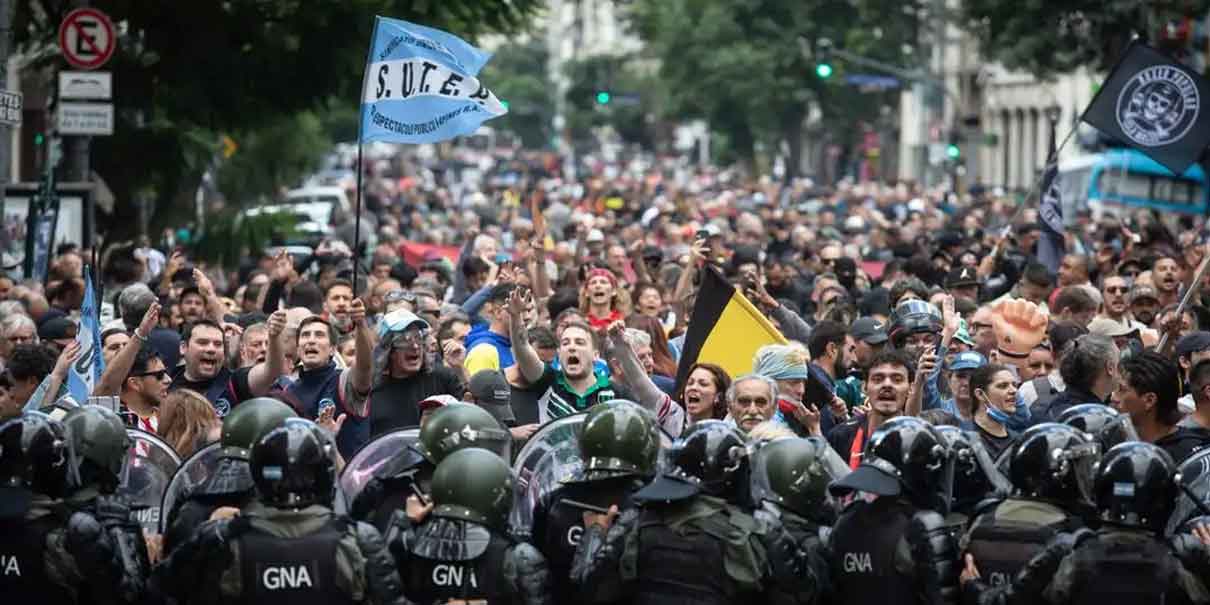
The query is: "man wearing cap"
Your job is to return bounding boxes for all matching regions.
[368,309,465,438]
[840,317,889,409]
[464,369,518,430]
[36,316,77,355]
[945,266,980,303]
[1087,316,1142,353]
[463,283,524,375]
[1128,283,1162,327]
[930,351,987,423]
[1176,332,1210,415]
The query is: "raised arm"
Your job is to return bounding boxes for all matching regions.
[507,288,546,385]
[529,237,553,302]
[672,239,708,316]
[192,268,226,324]
[95,303,160,397]
[43,341,82,406]
[348,298,375,409]
[605,322,665,412]
[246,309,288,396]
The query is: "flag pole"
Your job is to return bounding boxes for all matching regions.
[351,16,382,298]
[1158,252,1210,351]
[999,124,1079,237]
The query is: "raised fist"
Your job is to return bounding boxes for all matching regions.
[991,298,1049,356]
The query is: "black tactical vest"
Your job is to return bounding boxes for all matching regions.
[402,527,512,604]
[964,499,1082,588]
[0,515,73,605]
[629,507,734,605]
[1067,532,1183,605]
[534,479,638,605]
[237,518,348,605]
[829,498,916,605]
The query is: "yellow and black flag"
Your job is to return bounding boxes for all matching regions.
[675,266,787,390]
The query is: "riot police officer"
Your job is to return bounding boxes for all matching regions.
[1057,403,1138,452]
[154,419,406,604]
[390,447,552,604]
[349,402,511,532]
[530,400,660,604]
[162,396,297,552]
[960,423,1096,590]
[1167,448,1210,535]
[827,415,960,605]
[57,405,151,604]
[961,442,1210,604]
[752,436,850,603]
[936,426,1011,524]
[571,420,819,605]
[0,412,76,603]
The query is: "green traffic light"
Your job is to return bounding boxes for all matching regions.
[946,144,960,159]
[596,91,611,104]
[501,100,510,110]
[816,63,834,79]
[34,133,44,145]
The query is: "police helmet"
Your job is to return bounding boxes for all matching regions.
[577,400,660,480]
[1093,441,1176,532]
[62,405,131,494]
[220,397,298,460]
[1058,404,1139,452]
[830,416,951,511]
[937,426,1011,514]
[754,436,849,520]
[634,420,749,504]
[250,419,337,508]
[415,403,512,465]
[1008,423,1098,505]
[430,447,514,529]
[889,300,943,347]
[0,412,71,515]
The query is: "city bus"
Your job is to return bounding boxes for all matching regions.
[1058,147,1208,222]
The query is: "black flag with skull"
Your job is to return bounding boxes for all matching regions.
[1082,40,1210,176]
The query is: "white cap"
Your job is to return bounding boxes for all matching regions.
[586,229,605,243]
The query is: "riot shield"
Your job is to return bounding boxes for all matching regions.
[158,442,221,534]
[509,413,673,538]
[1169,448,1210,535]
[335,428,421,515]
[937,426,1012,514]
[119,428,182,533]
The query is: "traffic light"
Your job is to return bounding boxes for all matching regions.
[596,91,611,105]
[946,143,960,159]
[815,40,834,79]
[33,132,44,146]
[815,63,834,79]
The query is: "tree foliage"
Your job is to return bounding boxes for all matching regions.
[14,0,541,238]
[562,54,660,150]
[478,37,555,149]
[962,0,1210,78]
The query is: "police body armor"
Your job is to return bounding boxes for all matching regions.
[1065,531,1183,605]
[962,498,1083,588]
[399,517,513,604]
[829,498,917,605]
[235,516,349,605]
[0,512,73,605]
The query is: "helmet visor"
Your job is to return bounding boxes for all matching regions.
[1089,414,1140,450]
[1169,449,1210,535]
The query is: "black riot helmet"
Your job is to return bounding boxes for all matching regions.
[0,412,71,516]
[888,300,943,348]
[830,416,952,512]
[1058,404,1139,453]
[1167,448,1210,535]
[936,426,1011,515]
[1093,441,1177,533]
[577,400,660,481]
[634,420,749,504]
[430,447,514,530]
[220,397,298,460]
[1008,423,1099,506]
[62,405,132,494]
[753,436,850,522]
[250,419,337,509]
[415,403,512,465]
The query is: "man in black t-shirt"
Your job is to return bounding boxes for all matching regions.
[1116,351,1210,464]
[367,309,465,437]
[169,316,285,417]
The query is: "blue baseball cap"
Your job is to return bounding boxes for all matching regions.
[948,351,987,371]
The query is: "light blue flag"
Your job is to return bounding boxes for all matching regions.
[66,268,104,403]
[360,17,507,144]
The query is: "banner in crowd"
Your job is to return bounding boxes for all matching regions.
[1036,124,1066,274]
[675,267,787,390]
[66,267,104,403]
[1082,41,1210,176]
[360,17,507,144]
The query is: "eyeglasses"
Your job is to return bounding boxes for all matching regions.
[1105,286,1129,294]
[384,289,416,304]
[391,329,430,349]
[131,368,170,380]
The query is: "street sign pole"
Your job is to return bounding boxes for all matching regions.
[0,0,12,186]
[58,3,115,183]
